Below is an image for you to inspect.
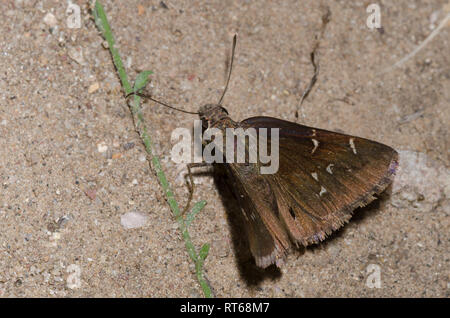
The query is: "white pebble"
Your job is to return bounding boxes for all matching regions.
[120,211,148,229]
[43,12,58,27]
[97,142,108,153]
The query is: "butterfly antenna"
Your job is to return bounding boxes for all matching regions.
[218,34,237,105]
[126,92,199,115]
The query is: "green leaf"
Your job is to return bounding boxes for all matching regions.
[93,2,103,32]
[94,0,131,94]
[185,200,207,228]
[199,243,210,262]
[134,71,153,92]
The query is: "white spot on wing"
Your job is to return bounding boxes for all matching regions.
[326,163,334,174]
[311,139,319,154]
[241,208,249,221]
[319,186,327,196]
[311,172,319,181]
[349,138,357,154]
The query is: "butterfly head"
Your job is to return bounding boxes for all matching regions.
[198,104,229,129]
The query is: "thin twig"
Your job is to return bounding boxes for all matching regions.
[379,12,450,74]
[296,8,331,119]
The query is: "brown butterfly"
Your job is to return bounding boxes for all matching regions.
[199,104,398,268]
[131,35,398,268]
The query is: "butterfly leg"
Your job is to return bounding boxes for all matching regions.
[182,162,209,216]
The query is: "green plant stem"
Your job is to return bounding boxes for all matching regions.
[94,1,211,298]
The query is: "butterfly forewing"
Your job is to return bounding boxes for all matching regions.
[231,116,399,266]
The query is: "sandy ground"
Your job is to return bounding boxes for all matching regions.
[0,0,448,297]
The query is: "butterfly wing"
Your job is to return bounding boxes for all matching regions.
[224,162,291,268]
[235,116,398,265]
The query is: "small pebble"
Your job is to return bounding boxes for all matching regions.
[137,4,145,15]
[84,188,97,200]
[120,211,148,229]
[43,12,57,27]
[111,153,123,159]
[68,46,85,65]
[88,82,100,94]
[97,142,108,153]
[123,142,135,150]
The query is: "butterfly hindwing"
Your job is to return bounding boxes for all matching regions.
[224,163,290,268]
